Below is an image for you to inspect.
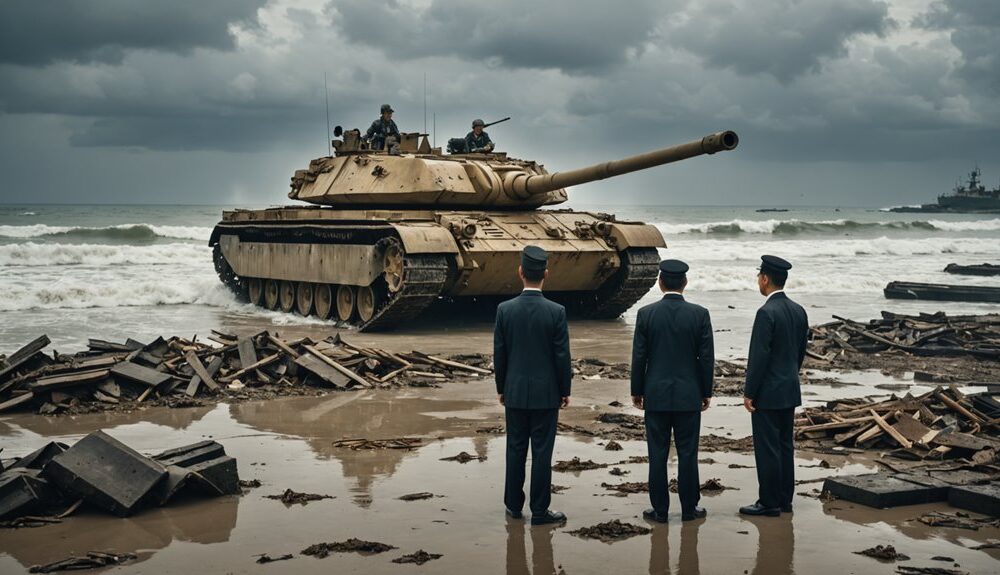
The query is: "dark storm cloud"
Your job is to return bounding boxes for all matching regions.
[331,0,665,73]
[0,0,266,66]
[917,0,1000,96]
[663,0,892,82]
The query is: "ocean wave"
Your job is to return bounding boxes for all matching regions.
[0,242,209,266]
[655,218,1000,235]
[663,236,997,261]
[0,223,213,242]
[20,211,38,216]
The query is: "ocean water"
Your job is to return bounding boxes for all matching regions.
[1,203,998,358]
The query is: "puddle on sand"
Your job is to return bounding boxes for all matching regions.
[1,381,998,575]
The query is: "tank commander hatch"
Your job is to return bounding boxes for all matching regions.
[364,104,401,151]
[465,119,495,153]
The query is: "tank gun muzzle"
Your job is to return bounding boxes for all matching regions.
[503,130,739,199]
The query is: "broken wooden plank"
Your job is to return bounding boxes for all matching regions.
[237,337,258,370]
[184,351,218,390]
[870,409,912,449]
[218,353,281,383]
[408,351,492,375]
[183,356,223,397]
[294,355,349,388]
[0,335,51,382]
[28,369,111,393]
[267,334,300,359]
[0,392,34,413]
[110,362,171,388]
[303,345,371,388]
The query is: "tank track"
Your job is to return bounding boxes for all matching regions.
[213,244,245,299]
[359,254,450,332]
[563,247,661,319]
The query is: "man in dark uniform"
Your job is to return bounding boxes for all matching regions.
[739,255,809,517]
[364,104,400,150]
[494,245,571,526]
[631,260,714,523]
[465,119,494,152]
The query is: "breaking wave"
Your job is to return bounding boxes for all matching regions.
[665,236,999,261]
[655,218,1000,235]
[0,223,212,242]
[0,242,209,266]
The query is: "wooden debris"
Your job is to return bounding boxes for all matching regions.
[944,263,1000,276]
[331,438,423,450]
[28,551,137,573]
[885,281,1000,304]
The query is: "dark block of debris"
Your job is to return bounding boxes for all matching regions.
[605,441,623,451]
[853,544,910,561]
[42,431,167,517]
[256,554,293,564]
[568,520,651,543]
[398,492,436,501]
[152,441,240,500]
[392,550,443,565]
[302,539,397,558]
[822,473,949,509]
[948,484,1000,517]
[7,443,69,472]
[439,451,485,463]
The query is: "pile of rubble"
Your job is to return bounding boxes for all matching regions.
[795,386,1000,461]
[0,332,492,415]
[809,311,1000,361]
[1,431,238,523]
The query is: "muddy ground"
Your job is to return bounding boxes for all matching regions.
[1,321,998,575]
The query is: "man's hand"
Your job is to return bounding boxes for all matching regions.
[498,394,505,406]
[701,397,711,411]
[743,397,756,413]
[632,395,644,410]
[560,396,570,409]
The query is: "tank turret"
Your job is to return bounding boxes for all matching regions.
[289,131,738,208]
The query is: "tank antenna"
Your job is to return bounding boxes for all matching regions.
[423,72,427,135]
[433,113,436,148]
[324,72,331,156]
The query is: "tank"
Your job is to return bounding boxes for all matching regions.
[209,128,739,331]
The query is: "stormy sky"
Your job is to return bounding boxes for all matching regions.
[0,0,998,207]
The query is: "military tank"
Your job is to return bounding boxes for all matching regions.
[209,127,738,331]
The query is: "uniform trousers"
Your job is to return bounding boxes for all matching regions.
[504,407,559,514]
[645,410,701,514]
[751,407,795,509]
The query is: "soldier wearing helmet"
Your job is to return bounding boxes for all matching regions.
[364,104,401,151]
[465,118,495,153]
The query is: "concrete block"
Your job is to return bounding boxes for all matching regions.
[7,442,69,471]
[186,456,239,495]
[42,431,167,517]
[152,441,225,468]
[822,473,950,508]
[949,484,1000,517]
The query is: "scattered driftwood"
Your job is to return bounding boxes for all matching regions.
[28,551,137,573]
[0,333,493,415]
[854,545,910,561]
[553,458,609,472]
[439,452,486,463]
[809,312,1000,361]
[255,554,293,564]
[917,511,1000,530]
[331,438,423,451]
[265,489,333,505]
[568,520,651,543]
[302,539,397,558]
[397,492,438,501]
[392,550,443,565]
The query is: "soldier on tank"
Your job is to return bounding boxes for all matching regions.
[494,245,571,526]
[465,119,494,153]
[364,104,401,151]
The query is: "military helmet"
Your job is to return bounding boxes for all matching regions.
[381,104,394,114]
[472,118,485,128]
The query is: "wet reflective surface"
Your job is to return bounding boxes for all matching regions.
[2,374,998,574]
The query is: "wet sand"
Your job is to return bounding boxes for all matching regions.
[2,336,998,575]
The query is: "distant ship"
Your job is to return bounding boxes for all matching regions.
[891,166,1000,213]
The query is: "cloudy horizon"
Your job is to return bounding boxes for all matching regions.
[1,0,998,208]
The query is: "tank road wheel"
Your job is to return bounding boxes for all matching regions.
[382,242,405,293]
[296,282,314,316]
[264,279,280,310]
[357,285,378,323]
[247,278,264,307]
[279,281,296,313]
[336,285,356,322]
[314,284,334,319]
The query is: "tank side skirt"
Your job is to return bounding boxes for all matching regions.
[359,253,450,332]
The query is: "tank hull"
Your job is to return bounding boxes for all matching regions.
[209,206,665,331]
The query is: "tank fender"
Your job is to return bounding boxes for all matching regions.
[390,223,460,254]
[607,223,667,249]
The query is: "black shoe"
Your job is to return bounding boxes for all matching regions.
[505,507,523,519]
[531,510,566,526]
[642,508,669,523]
[781,504,793,513]
[739,502,780,517]
[681,507,707,521]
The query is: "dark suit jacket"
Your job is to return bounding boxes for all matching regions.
[494,290,572,409]
[630,293,715,412]
[744,291,809,410]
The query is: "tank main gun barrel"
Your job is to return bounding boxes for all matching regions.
[505,130,739,198]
